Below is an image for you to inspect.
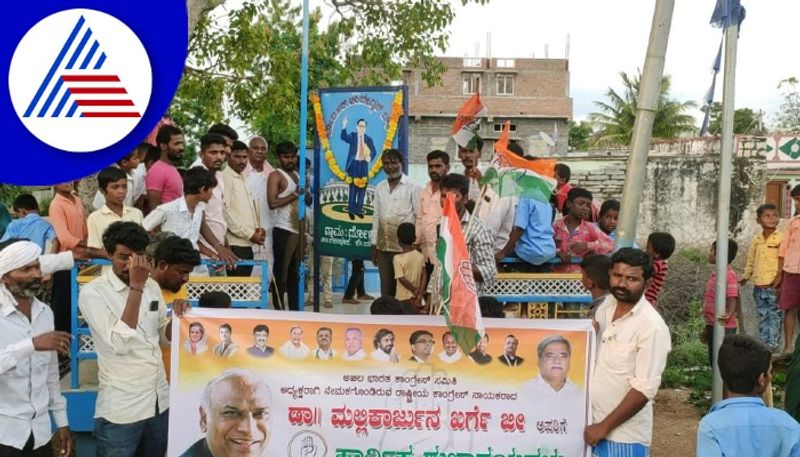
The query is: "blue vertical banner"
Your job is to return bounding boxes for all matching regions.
[312,86,408,258]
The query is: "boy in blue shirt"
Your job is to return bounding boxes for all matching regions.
[0,194,56,253]
[697,334,800,456]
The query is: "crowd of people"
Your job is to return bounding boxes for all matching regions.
[0,118,799,457]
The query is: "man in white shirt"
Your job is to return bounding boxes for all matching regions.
[279,326,310,360]
[370,328,399,362]
[78,221,191,456]
[371,149,420,297]
[585,248,671,457]
[0,241,72,456]
[244,136,274,278]
[409,330,434,363]
[313,327,336,360]
[437,331,462,363]
[342,328,366,361]
[192,134,229,272]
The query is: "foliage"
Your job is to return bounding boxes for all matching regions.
[775,77,800,132]
[567,121,593,151]
[661,299,712,407]
[172,0,489,145]
[706,102,762,135]
[588,71,697,147]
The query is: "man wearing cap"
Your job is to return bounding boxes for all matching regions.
[0,241,73,456]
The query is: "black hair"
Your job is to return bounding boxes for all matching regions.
[580,254,612,291]
[0,239,24,250]
[208,123,238,141]
[370,296,415,315]
[440,173,470,197]
[154,236,201,267]
[183,167,218,195]
[356,118,366,126]
[231,140,249,152]
[566,187,593,204]
[712,238,739,264]
[426,150,450,166]
[102,221,150,256]
[275,141,298,156]
[611,247,654,280]
[119,143,150,165]
[409,329,433,345]
[791,184,800,198]
[479,296,504,318]
[199,291,232,308]
[718,334,771,395]
[143,145,161,166]
[253,324,269,335]
[507,142,525,157]
[200,133,227,151]
[647,232,676,260]
[373,328,394,349]
[12,194,38,212]
[382,148,403,163]
[599,199,620,217]
[219,323,232,332]
[97,166,127,192]
[555,163,571,182]
[155,125,183,147]
[397,222,416,245]
[756,203,778,218]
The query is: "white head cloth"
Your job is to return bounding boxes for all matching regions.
[0,241,41,305]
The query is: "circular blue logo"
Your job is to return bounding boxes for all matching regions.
[2,1,187,184]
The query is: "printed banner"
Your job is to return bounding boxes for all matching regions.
[168,309,595,457]
[312,86,408,258]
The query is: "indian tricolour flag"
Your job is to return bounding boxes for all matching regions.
[436,193,484,354]
[481,120,557,202]
[450,92,487,148]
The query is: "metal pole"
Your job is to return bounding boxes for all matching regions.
[615,0,675,249]
[712,20,739,404]
[296,0,310,311]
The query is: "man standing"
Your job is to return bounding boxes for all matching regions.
[409,330,434,363]
[247,325,274,358]
[416,150,450,274]
[585,248,671,456]
[193,133,229,271]
[0,241,72,457]
[457,135,484,204]
[437,331,462,364]
[370,328,399,362]
[223,141,264,277]
[145,125,185,209]
[342,328,365,361]
[79,221,190,456]
[341,116,376,219]
[313,327,336,360]
[439,174,497,291]
[371,149,420,297]
[498,334,524,366]
[267,142,303,310]
[244,136,275,276]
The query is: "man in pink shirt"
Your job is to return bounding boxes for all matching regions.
[415,150,449,273]
[145,125,184,210]
[778,184,800,352]
[552,187,614,273]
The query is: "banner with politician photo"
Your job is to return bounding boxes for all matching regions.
[168,309,595,457]
[311,86,409,258]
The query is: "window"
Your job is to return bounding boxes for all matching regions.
[496,59,515,68]
[493,123,517,132]
[496,74,514,95]
[463,58,482,68]
[462,73,481,95]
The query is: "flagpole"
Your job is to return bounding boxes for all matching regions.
[296,0,310,311]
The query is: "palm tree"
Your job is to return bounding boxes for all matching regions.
[589,71,697,147]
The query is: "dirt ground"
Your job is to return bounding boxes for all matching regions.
[651,388,703,455]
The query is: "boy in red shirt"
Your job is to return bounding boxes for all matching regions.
[552,187,613,273]
[644,232,676,306]
[701,239,739,365]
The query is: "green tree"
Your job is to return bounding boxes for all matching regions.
[568,121,593,151]
[776,77,800,132]
[707,102,762,135]
[588,71,697,147]
[171,0,489,146]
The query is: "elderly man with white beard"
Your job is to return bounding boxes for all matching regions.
[0,241,73,457]
[370,149,420,297]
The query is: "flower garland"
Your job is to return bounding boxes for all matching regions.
[311,91,404,189]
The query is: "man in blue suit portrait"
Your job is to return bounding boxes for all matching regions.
[340,116,376,220]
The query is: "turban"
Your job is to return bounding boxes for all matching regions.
[0,241,41,278]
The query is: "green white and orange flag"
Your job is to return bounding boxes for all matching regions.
[436,193,484,354]
[450,92,487,148]
[481,121,557,202]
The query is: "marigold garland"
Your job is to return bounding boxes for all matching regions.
[311,91,404,189]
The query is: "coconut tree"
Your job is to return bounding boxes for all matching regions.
[589,71,697,147]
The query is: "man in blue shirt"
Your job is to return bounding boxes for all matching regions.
[1,194,56,254]
[697,334,800,457]
[495,196,556,269]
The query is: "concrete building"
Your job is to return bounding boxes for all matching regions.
[404,56,572,164]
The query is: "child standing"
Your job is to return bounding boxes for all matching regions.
[393,222,426,312]
[644,232,676,306]
[596,199,620,240]
[552,187,613,273]
[740,203,783,350]
[87,167,144,254]
[579,254,612,318]
[779,184,800,353]
[1,194,57,254]
[701,239,739,365]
